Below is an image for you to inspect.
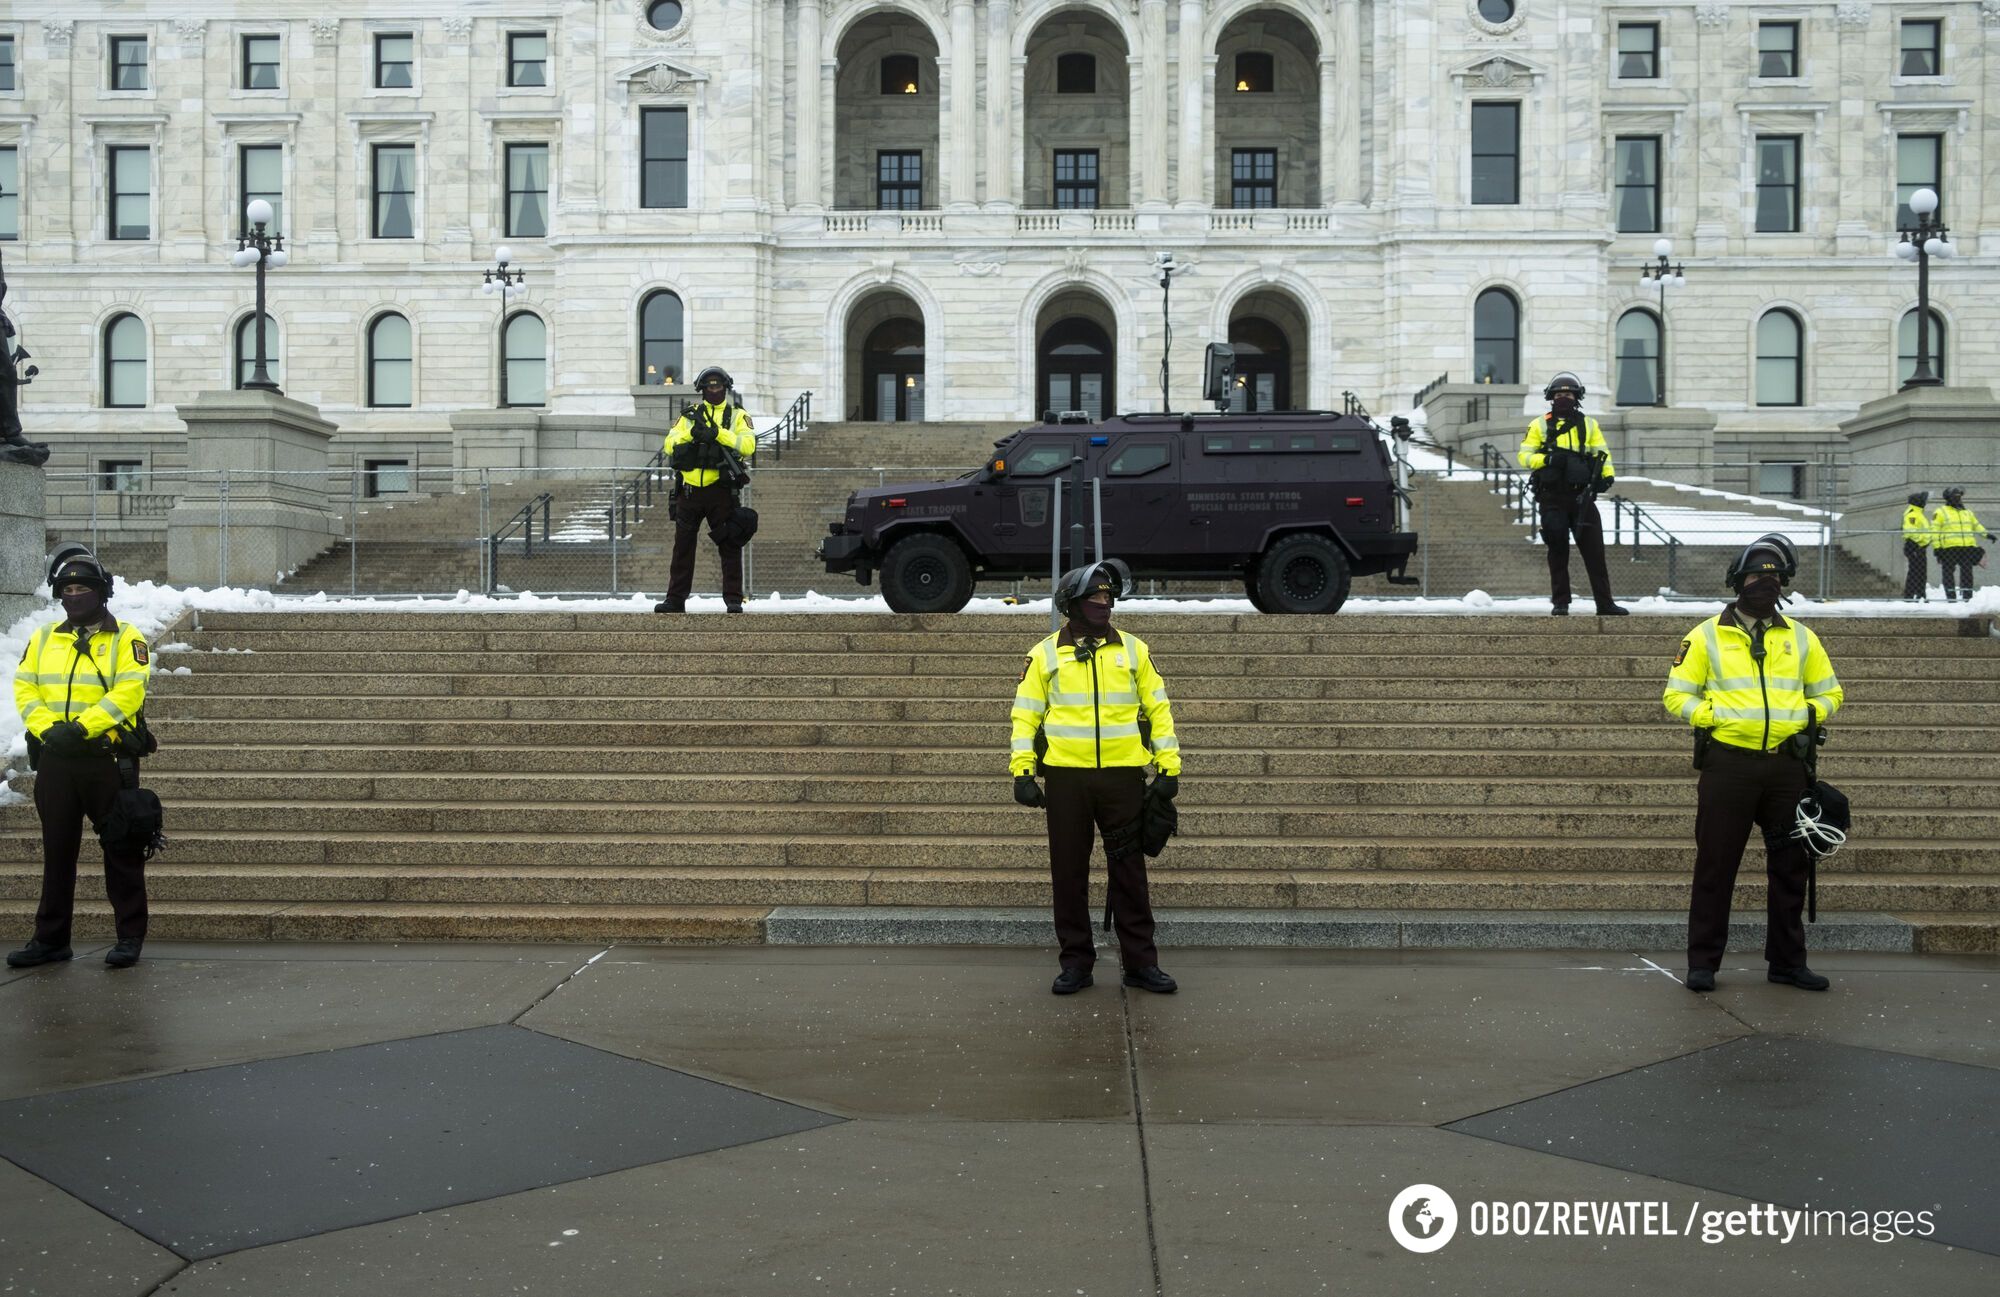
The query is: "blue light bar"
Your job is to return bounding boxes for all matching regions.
[1089,435,1109,446]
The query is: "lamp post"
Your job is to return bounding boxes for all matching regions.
[480,246,528,407]
[1154,250,1181,412]
[1638,237,1685,406]
[230,198,288,393]
[1892,187,1953,389]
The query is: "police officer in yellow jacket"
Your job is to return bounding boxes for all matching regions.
[1901,491,1933,601]
[1931,487,1994,604]
[1663,534,1843,994]
[1010,560,1181,995]
[1518,373,1627,616]
[8,546,153,970]
[657,365,756,614]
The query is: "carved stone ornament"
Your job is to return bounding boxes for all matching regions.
[1693,2,1729,27]
[1063,247,1090,277]
[955,252,1005,277]
[1980,0,1999,25]
[645,65,681,93]
[174,18,207,45]
[617,58,710,96]
[1837,1,1871,26]
[1481,58,1514,88]
[635,2,694,46]
[1467,0,1529,41]
[441,16,474,39]
[309,17,341,46]
[43,20,76,48]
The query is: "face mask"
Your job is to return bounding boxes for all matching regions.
[1550,396,1578,417]
[60,591,104,625]
[1736,577,1781,619]
[1077,599,1113,632]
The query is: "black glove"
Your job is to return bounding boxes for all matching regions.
[40,721,88,757]
[1013,774,1045,808]
[1599,475,1614,492]
[1152,774,1179,800]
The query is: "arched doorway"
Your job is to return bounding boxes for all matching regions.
[862,318,926,421]
[1022,13,1131,208]
[1038,319,1114,421]
[1225,289,1310,410]
[834,15,941,209]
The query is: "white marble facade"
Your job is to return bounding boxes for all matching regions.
[2,0,1996,482]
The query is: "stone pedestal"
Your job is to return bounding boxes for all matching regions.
[1840,384,2000,582]
[630,385,694,424]
[0,462,47,629]
[1607,407,1719,486]
[1418,383,1530,453]
[167,390,343,588]
[449,410,674,473]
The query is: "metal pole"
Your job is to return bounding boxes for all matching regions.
[349,465,360,596]
[1067,456,1086,570]
[479,470,492,594]
[1091,476,1103,565]
[89,477,99,552]
[742,480,754,599]
[218,469,231,589]
[1049,473,1064,633]
[1418,488,1429,598]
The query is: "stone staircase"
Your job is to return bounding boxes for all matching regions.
[4,610,1996,951]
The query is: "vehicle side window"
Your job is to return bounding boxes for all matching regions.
[1203,435,1233,453]
[1010,441,1075,476]
[1327,433,1360,452]
[1247,436,1276,451]
[1106,441,1171,476]
[1288,434,1316,450]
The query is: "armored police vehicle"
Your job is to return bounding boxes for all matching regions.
[818,411,1419,614]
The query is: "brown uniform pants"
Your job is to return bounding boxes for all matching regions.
[1686,742,1809,973]
[665,483,745,605]
[1539,497,1617,610]
[33,753,148,947]
[1044,765,1157,973]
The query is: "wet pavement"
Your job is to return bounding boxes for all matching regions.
[0,943,1995,1295]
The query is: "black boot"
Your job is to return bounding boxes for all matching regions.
[1051,968,1093,995]
[1768,964,1829,991]
[104,939,143,970]
[6,940,73,968]
[1122,965,1178,994]
[1685,968,1715,993]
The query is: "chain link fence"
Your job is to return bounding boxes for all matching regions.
[38,453,1998,604]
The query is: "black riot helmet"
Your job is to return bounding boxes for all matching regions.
[694,366,733,399]
[1542,371,1586,402]
[1725,533,1798,592]
[1053,558,1132,621]
[1908,490,1929,507]
[48,542,114,597]
[1943,486,1965,508]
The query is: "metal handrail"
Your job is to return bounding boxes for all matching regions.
[1412,372,1450,407]
[757,389,813,462]
[486,491,552,593]
[1607,494,1684,589]
[1478,443,1537,529]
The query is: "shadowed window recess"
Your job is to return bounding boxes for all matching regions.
[1470,102,1518,204]
[638,290,684,386]
[641,107,688,208]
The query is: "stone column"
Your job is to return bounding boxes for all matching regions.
[305,19,344,253]
[948,0,979,208]
[1139,0,1170,206]
[1334,0,1362,204]
[558,0,602,222]
[796,0,824,209]
[985,0,1015,206]
[1176,0,1204,206]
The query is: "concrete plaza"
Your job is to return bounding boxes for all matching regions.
[0,942,1995,1295]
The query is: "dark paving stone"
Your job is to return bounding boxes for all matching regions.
[1449,1035,2000,1256]
[0,1025,840,1260]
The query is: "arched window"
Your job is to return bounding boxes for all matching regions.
[1614,309,1661,406]
[1897,308,1946,385]
[368,313,413,408]
[502,311,547,407]
[638,290,685,385]
[1227,316,1291,412]
[880,54,920,95]
[1472,289,1518,385]
[233,313,281,389]
[1755,310,1803,407]
[103,314,147,408]
[1056,53,1096,94]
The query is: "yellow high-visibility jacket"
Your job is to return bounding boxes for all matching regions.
[1517,414,1617,477]
[1663,610,1842,753]
[1010,628,1180,777]
[1902,505,1934,547]
[14,617,152,743]
[664,399,755,488]
[1931,504,1988,549]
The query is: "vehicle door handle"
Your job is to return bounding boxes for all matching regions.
[1191,517,1211,526]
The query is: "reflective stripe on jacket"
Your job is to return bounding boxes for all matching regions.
[14,618,152,741]
[1009,629,1181,777]
[1902,506,1933,547]
[664,400,756,488]
[1931,504,1986,549]
[1517,414,1617,476]
[1662,610,1843,753]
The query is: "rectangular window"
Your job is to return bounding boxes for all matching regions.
[1053,149,1099,210]
[372,144,416,238]
[1469,103,1519,205]
[0,36,17,92]
[242,34,281,89]
[239,144,282,235]
[109,147,151,240]
[1234,51,1274,93]
[0,148,16,240]
[1616,23,1657,79]
[1613,136,1660,233]
[506,143,549,237]
[508,32,548,87]
[1896,133,1941,228]
[641,107,688,208]
[1756,23,1798,78]
[110,36,148,90]
[1899,20,1940,76]
[375,33,414,89]
[100,460,145,493]
[1230,149,1277,208]
[365,459,413,498]
[877,151,923,210]
[1753,135,1799,233]
[1757,462,1805,499]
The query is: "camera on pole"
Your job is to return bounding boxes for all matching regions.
[1201,343,1236,412]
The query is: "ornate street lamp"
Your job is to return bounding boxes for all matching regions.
[230,198,288,393]
[480,246,528,407]
[1638,237,1685,406]
[1892,187,1953,389]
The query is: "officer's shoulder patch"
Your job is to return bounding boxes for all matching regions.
[1673,639,1690,667]
[133,641,149,666]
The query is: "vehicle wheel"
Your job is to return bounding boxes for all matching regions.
[881,533,975,614]
[1252,533,1352,615]
[1242,575,1276,614]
